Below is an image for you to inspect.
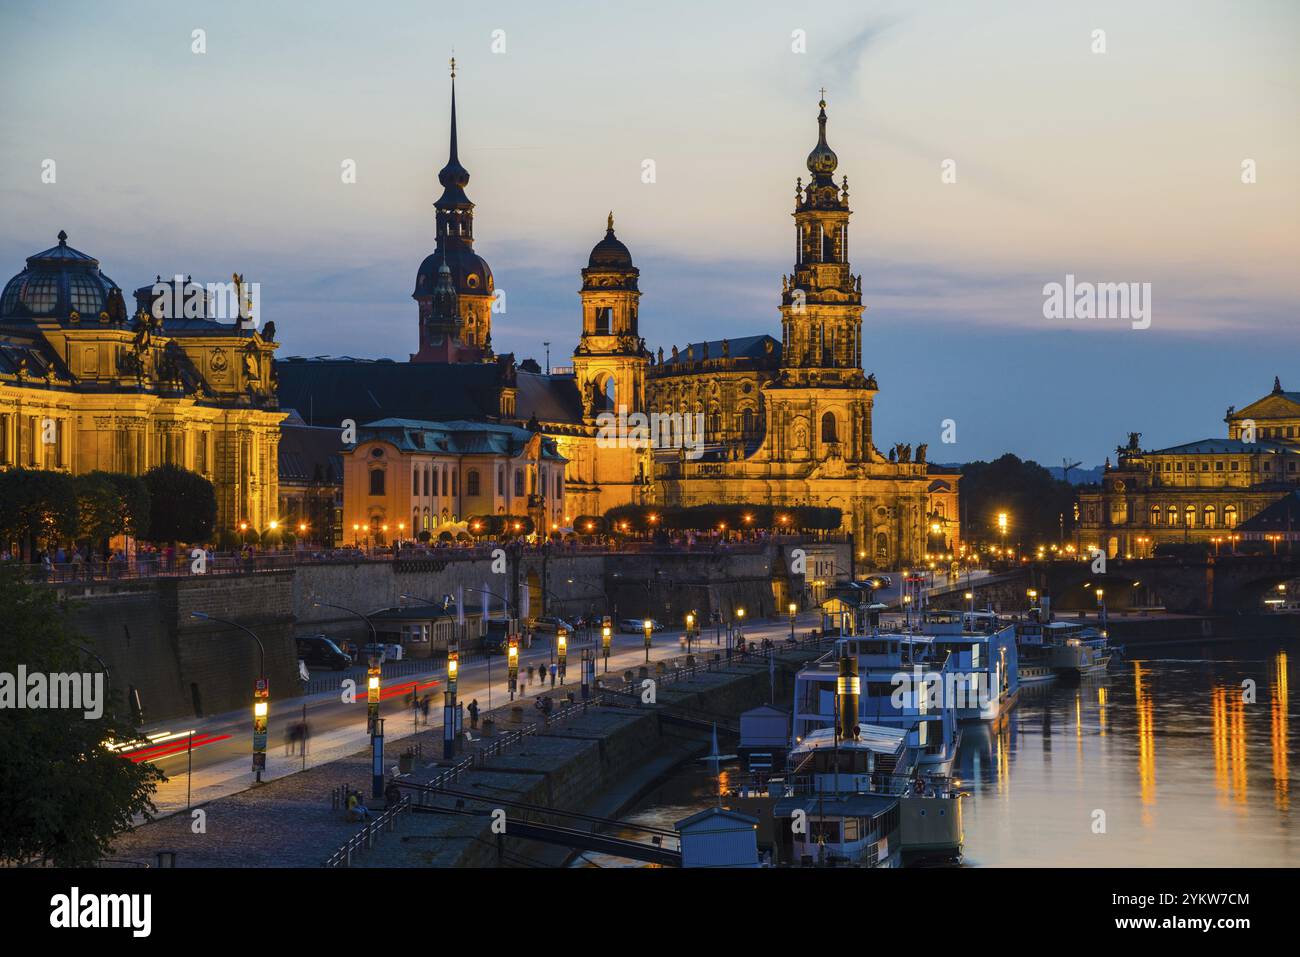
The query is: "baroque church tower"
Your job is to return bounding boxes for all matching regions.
[762,94,877,467]
[571,213,649,420]
[412,62,496,363]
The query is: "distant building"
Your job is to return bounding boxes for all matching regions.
[341,418,567,546]
[1077,378,1300,557]
[674,807,760,868]
[0,234,283,536]
[277,411,343,546]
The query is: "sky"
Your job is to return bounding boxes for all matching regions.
[2,0,1297,468]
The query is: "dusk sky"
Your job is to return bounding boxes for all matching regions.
[2,0,1296,468]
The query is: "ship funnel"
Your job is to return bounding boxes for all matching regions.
[837,655,860,741]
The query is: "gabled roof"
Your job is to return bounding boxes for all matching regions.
[1237,491,1300,532]
[674,806,759,831]
[276,358,505,425]
[1230,380,1300,420]
[516,370,584,424]
[356,417,566,461]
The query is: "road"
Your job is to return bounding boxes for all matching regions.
[122,612,821,817]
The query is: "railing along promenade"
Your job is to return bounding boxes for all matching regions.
[17,534,832,586]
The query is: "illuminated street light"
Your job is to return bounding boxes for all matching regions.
[557,627,568,681]
[601,619,612,672]
[788,601,797,641]
[643,619,653,662]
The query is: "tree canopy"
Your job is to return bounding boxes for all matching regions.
[142,464,216,544]
[0,468,78,552]
[960,453,1076,545]
[0,565,163,865]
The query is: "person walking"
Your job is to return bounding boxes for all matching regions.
[549,662,558,688]
[468,698,479,729]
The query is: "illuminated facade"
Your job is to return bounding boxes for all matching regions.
[340,418,567,545]
[0,234,284,535]
[644,98,957,567]
[1077,378,1300,557]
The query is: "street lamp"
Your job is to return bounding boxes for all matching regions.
[190,612,267,781]
[557,628,568,681]
[507,637,519,700]
[643,618,653,663]
[788,601,797,642]
[601,620,612,672]
[685,611,695,655]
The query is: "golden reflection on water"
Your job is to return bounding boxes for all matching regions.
[1211,685,1229,807]
[1133,662,1156,821]
[1272,651,1289,813]
[1098,686,1107,736]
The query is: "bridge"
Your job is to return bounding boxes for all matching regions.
[931,554,1300,615]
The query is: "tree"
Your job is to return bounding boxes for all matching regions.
[0,565,164,865]
[142,464,216,544]
[0,468,78,558]
[960,454,1076,546]
[101,471,151,541]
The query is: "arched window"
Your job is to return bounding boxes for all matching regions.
[466,469,480,496]
[555,473,562,498]
[875,532,889,561]
[451,471,458,496]
[498,466,505,497]
[1167,505,1178,525]
[821,411,838,443]
[742,408,755,437]
[369,469,385,496]
[1185,504,1197,527]
[1225,505,1238,527]
[514,469,524,496]
[1150,505,1162,525]
[412,509,419,530]
[422,509,430,531]
[1203,505,1217,528]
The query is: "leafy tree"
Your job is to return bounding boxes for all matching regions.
[0,565,164,865]
[73,472,120,545]
[960,454,1076,546]
[101,471,151,541]
[0,468,78,557]
[142,464,216,544]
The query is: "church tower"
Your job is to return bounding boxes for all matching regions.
[762,94,878,465]
[412,61,496,363]
[571,213,649,420]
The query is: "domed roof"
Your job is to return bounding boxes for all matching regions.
[1,231,121,321]
[806,98,838,180]
[414,246,493,299]
[587,213,635,270]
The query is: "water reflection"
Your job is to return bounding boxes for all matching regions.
[957,638,1296,866]
[587,639,1296,866]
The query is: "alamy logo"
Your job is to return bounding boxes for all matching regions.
[596,405,705,460]
[1043,274,1151,330]
[889,666,992,712]
[150,275,260,327]
[0,666,104,719]
[50,887,151,937]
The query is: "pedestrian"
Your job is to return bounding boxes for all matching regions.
[468,698,479,728]
[420,695,431,725]
[549,662,557,688]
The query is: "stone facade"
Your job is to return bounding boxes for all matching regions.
[1077,378,1300,557]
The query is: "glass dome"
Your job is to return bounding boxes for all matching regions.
[0,230,120,321]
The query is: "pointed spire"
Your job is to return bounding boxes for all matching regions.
[437,57,470,196]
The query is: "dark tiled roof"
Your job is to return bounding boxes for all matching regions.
[516,371,584,424]
[278,423,344,485]
[1150,438,1299,455]
[1237,491,1300,532]
[276,358,506,426]
[660,334,781,366]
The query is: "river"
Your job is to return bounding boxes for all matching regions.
[575,637,1295,867]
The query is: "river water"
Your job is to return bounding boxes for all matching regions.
[576,638,1295,867]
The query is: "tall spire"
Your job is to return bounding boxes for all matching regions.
[806,90,838,183]
[437,57,471,200]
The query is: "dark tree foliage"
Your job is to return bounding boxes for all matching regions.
[74,471,152,547]
[467,515,533,537]
[0,565,164,865]
[142,464,216,544]
[0,468,78,552]
[960,453,1077,545]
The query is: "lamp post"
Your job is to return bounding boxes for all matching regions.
[601,620,612,672]
[643,618,653,663]
[685,611,695,655]
[190,612,267,781]
[557,627,568,682]
[1095,587,1107,638]
[730,607,744,660]
[788,601,797,642]
[507,636,519,700]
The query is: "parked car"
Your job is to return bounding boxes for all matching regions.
[360,641,403,662]
[533,616,575,634]
[296,634,351,671]
[618,618,665,634]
